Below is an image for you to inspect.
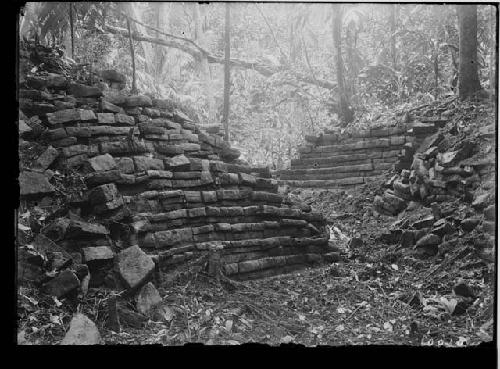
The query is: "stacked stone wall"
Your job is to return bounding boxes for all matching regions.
[19,74,334,281]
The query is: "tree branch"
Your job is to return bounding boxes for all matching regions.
[103,24,336,90]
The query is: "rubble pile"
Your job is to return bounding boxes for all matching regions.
[17,42,333,338]
[373,104,496,267]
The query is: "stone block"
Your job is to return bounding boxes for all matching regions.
[19,171,54,197]
[115,245,155,289]
[114,113,135,125]
[69,83,103,98]
[97,113,116,125]
[35,146,59,170]
[88,154,117,172]
[60,314,101,345]
[46,109,96,125]
[42,270,80,298]
[125,95,152,107]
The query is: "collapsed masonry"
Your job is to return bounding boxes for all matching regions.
[278,121,443,188]
[18,59,339,301]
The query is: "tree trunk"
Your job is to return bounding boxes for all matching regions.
[194,4,216,123]
[390,4,397,69]
[332,4,353,126]
[69,2,74,59]
[155,2,161,81]
[122,2,154,76]
[126,17,137,94]
[222,3,231,142]
[489,6,496,98]
[457,4,481,99]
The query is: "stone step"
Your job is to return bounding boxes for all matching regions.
[298,144,405,159]
[154,236,327,260]
[300,136,407,155]
[280,174,385,188]
[140,225,320,249]
[281,163,374,176]
[225,253,325,277]
[291,149,401,169]
[313,128,409,146]
[131,205,322,222]
[280,169,386,181]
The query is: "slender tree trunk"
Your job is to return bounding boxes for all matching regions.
[69,2,74,59]
[332,4,353,126]
[222,3,231,142]
[390,4,397,69]
[122,2,154,76]
[127,17,137,94]
[489,6,496,98]
[433,45,439,97]
[194,4,215,123]
[457,4,481,99]
[155,2,161,81]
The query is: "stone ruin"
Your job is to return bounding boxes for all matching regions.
[18,54,341,302]
[278,119,445,189]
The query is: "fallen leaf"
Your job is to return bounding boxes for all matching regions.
[49,314,62,325]
[225,319,233,332]
[18,223,31,231]
[383,322,393,332]
[280,335,294,344]
[52,297,62,307]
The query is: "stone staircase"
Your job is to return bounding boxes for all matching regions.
[279,122,441,189]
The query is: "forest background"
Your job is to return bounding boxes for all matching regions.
[19,2,497,169]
